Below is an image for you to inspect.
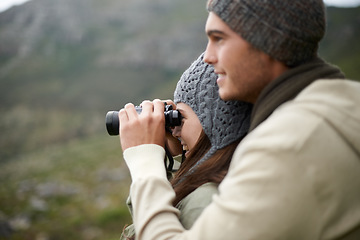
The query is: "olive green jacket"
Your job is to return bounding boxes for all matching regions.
[120,182,218,239]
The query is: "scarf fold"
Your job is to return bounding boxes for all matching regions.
[249,57,345,131]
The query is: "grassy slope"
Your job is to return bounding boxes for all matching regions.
[0,134,132,240]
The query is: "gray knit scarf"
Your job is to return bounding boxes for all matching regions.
[249,57,345,131]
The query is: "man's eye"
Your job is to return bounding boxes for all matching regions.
[213,36,223,42]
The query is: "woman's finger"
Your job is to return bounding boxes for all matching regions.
[124,103,138,120]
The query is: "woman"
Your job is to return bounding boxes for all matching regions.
[121,53,252,238]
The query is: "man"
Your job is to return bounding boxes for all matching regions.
[118,0,360,239]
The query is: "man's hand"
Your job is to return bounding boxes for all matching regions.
[119,99,166,151]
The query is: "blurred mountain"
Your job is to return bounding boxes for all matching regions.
[0,0,208,159]
[0,0,208,107]
[0,1,359,160]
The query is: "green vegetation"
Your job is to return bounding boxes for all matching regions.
[319,7,360,80]
[0,134,131,240]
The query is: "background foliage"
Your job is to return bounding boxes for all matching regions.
[0,0,359,239]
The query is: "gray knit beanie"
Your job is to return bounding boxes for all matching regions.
[174,53,252,169]
[207,0,326,67]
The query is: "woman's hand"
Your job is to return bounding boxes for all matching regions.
[119,99,166,151]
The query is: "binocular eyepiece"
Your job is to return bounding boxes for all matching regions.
[105,105,182,136]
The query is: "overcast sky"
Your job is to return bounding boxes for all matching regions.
[0,0,360,13]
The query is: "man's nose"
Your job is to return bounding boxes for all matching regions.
[204,44,216,64]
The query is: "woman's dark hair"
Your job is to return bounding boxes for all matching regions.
[170,130,242,206]
[121,129,244,240]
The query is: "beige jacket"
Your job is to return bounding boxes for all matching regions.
[123,79,360,240]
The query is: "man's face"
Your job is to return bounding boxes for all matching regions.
[204,12,274,103]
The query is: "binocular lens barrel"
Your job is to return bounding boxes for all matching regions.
[105,107,182,136]
[105,111,120,136]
